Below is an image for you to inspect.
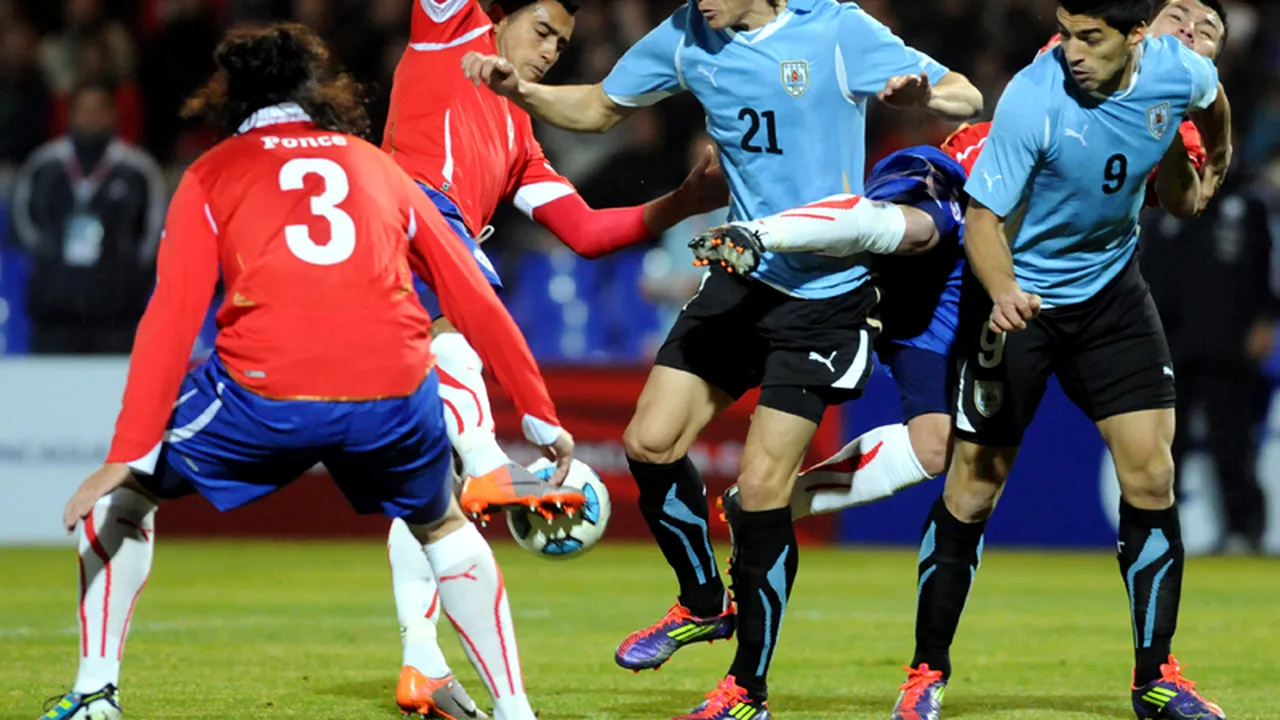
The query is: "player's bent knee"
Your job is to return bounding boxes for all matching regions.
[1116,449,1176,509]
[908,413,952,477]
[736,458,798,511]
[622,416,685,464]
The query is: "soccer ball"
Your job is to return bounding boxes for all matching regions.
[506,458,610,559]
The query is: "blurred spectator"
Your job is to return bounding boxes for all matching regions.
[0,20,53,165]
[137,0,219,162]
[1141,169,1279,555]
[11,83,165,354]
[48,33,144,144]
[39,0,136,94]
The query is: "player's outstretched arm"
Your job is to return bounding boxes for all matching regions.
[878,72,983,122]
[107,172,221,471]
[517,141,727,259]
[1190,83,1232,211]
[964,200,1040,334]
[65,172,222,530]
[405,181,573,472]
[461,52,632,132]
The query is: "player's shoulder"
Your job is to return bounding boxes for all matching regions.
[656,2,694,30]
[1144,34,1213,78]
[1019,45,1065,85]
[1000,51,1063,108]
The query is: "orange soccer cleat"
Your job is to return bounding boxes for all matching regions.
[458,462,586,523]
[395,666,487,719]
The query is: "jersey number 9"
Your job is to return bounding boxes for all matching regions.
[280,157,357,266]
[1101,153,1128,195]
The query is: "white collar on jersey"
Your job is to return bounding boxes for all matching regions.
[236,103,313,134]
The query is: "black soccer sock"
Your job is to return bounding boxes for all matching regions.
[727,507,798,703]
[1118,500,1184,686]
[912,495,986,679]
[631,456,725,616]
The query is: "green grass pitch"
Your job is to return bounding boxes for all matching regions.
[3,541,1275,719]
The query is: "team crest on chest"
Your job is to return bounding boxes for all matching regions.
[1146,101,1172,140]
[781,60,809,98]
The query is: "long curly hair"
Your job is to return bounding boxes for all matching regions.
[182,23,370,139]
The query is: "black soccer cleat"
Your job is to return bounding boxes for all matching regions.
[689,224,765,276]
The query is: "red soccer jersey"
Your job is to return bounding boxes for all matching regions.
[107,105,560,468]
[382,0,577,238]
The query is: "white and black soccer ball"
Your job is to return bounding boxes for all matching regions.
[506,458,610,559]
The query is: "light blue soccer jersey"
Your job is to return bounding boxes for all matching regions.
[601,0,949,299]
[966,34,1218,307]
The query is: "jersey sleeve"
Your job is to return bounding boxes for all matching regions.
[601,6,689,108]
[405,178,562,443]
[1177,42,1219,111]
[837,5,951,96]
[106,170,221,471]
[963,71,1046,218]
[511,131,653,258]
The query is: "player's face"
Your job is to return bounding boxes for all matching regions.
[1055,7,1146,93]
[1150,1,1224,60]
[497,1,574,82]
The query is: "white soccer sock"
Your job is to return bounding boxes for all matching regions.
[74,487,157,693]
[432,332,511,479]
[427,523,534,720]
[794,423,932,519]
[739,193,906,256]
[388,518,452,678]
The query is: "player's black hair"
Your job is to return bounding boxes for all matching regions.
[1059,0,1154,36]
[1159,0,1229,55]
[182,23,370,139]
[497,0,579,16]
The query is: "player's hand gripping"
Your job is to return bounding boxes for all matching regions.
[63,462,132,533]
[989,285,1042,334]
[675,143,729,217]
[461,52,520,98]
[541,429,576,486]
[690,224,765,276]
[878,72,932,110]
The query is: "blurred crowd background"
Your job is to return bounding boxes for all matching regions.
[1,0,1278,546]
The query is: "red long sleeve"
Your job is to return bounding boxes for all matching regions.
[406,183,561,442]
[106,172,220,470]
[531,191,652,259]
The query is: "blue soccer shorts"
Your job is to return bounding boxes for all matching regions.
[413,183,502,319]
[135,355,455,524]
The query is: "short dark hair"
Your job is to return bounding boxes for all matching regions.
[1160,0,1229,53]
[182,23,369,139]
[1060,0,1154,36]
[498,0,578,15]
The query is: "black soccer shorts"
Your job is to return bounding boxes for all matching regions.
[954,256,1176,447]
[655,270,880,424]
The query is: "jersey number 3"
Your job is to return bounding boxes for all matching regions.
[280,157,356,266]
